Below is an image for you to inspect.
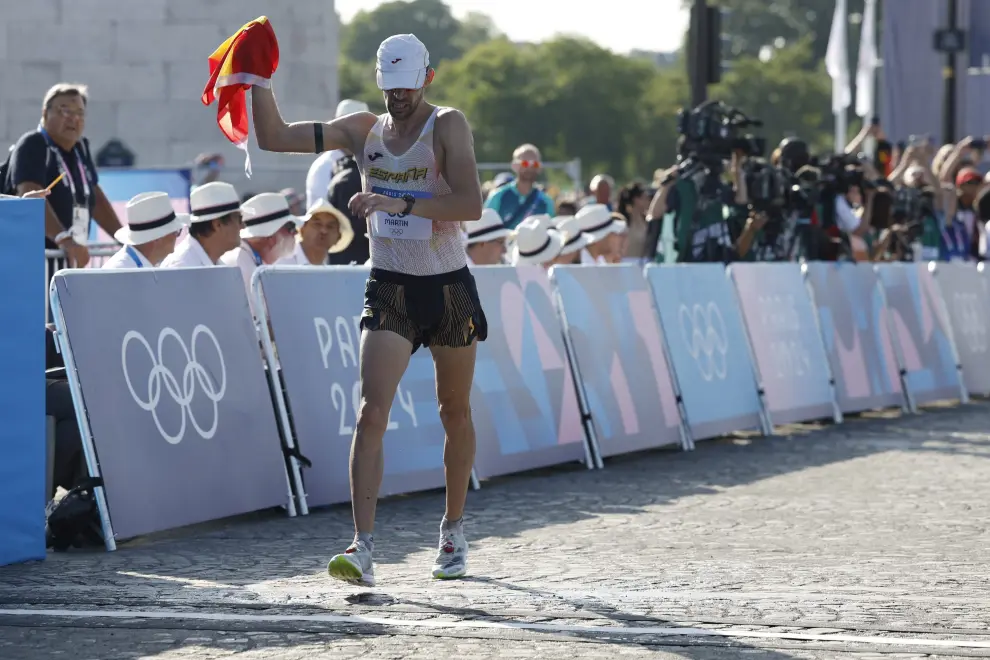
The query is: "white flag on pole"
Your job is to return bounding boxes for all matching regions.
[825,0,851,115]
[855,0,879,118]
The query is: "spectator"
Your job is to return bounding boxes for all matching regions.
[102,193,186,268]
[572,203,622,264]
[617,181,651,261]
[954,166,984,260]
[305,99,369,208]
[485,143,555,229]
[327,153,367,265]
[589,174,615,210]
[510,215,563,268]
[276,200,354,266]
[609,217,628,263]
[554,214,591,265]
[280,188,306,216]
[464,209,511,266]
[8,83,123,269]
[221,193,303,302]
[161,182,244,267]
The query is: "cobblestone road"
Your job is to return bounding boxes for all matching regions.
[2,402,990,659]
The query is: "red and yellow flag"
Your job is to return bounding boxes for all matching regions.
[201,16,279,176]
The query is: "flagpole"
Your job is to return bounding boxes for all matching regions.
[826,0,851,153]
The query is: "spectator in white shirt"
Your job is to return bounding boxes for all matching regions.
[276,200,354,266]
[304,99,370,208]
[161,182,245,268]
[571,204,622,264]
[221,192,304,299]
[102,192,186,269]
[510,215,563,269]
[464,208,511,266]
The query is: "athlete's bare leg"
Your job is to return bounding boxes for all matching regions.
[351,329,412,534]
[430,342,478,521]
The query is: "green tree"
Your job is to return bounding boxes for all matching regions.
[693,0,865,65]
[711,38,832,153]
[341,0,494,65]
[337,57,386,114]
[436,36,662,182]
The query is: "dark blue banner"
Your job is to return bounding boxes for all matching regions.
[0,199,46,565]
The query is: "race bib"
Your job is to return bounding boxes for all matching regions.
[71,206,90,244]
[370,211,432,240]
[369,187,432,240]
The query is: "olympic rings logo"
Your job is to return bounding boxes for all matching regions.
[952,292,988,353]
[678,302,728,381]
[121,325,227,445]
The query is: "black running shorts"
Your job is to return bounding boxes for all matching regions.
[360,266,488,353]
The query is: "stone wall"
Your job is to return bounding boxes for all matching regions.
[0,0,339,194]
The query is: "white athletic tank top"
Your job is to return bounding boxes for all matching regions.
[359,106,467,276]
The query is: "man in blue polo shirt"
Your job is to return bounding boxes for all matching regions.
[485,143,555,229]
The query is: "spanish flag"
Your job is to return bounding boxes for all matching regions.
[202,16,279,176]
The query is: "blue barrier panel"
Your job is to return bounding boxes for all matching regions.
[876,264,963,404]
[257,266,445,507]
[932,262,990,396]
[0,199,47,565]
[52,268,289,540]
[804,263,904,413]
[551,265,683,458]
[470,266,588,479]
[729,263,837,425]
[646,264,765,441]
[92,169,191,243]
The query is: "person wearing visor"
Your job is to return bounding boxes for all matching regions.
[249,33,485,585]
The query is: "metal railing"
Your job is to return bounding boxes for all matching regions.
[44,243,119,322]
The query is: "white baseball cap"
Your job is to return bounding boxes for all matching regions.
[376,34,430,91]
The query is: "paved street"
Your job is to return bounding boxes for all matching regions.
[2,402,990,659]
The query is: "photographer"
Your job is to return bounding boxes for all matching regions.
[644,101,762,263]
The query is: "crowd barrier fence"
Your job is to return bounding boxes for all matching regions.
[40,260,990,554]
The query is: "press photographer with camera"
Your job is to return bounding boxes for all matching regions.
[643,101,762,263]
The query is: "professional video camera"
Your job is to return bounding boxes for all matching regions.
[663,101,767,189]
[741,158,789,212]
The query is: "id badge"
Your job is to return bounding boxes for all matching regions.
[370,211,432,240]
[71,206,90,244]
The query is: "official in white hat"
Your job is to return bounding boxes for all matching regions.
[465,208,511,266]
[220,192,304,305]
[161,181,247,268]
[510,214,563,268]
[573,204,624,265]
[305,98,372,208]
[102,192,187,269]
[553,214,592,265]
[277,200,355,266]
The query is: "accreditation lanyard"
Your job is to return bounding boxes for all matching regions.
[39,128,90,206]
[249,245,263,266]
[125,246,145,268]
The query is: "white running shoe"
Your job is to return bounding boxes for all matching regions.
[431,526,468,579]
[327,540,375,586]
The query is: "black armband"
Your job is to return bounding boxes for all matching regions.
[314,123,324,154]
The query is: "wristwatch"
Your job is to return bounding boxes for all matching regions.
[398,194,415,217]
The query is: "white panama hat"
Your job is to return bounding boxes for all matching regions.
[466,208,511,245]
[115,192,188,246]
[240,192,305,239]
[554,214,593,256]
[188,181,251,223]
[510,214,563,265]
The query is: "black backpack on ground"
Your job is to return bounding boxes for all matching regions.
[45,477,104,551]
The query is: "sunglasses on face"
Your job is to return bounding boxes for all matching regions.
[516,159,541,169]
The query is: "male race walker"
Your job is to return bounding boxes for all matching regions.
[250,34,486,584]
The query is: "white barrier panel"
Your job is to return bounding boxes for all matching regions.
[50,268,292,546]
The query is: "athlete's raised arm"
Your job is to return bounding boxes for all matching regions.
[251,85,376,155]
[349,108,483,223]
